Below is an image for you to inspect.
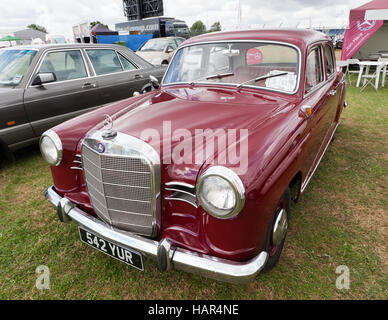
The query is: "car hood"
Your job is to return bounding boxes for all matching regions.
[91,86,292,169]
[136,51,165,63]
[0,86,23,107]
[0,86,16,95]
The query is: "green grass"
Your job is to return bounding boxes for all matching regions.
[0,76,387,300]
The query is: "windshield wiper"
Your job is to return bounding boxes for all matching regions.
[237,72,289,89]
[190,72,235,86]
[205,72,235,80]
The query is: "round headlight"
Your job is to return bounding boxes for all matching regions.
[197,166,245,219]
[40,130,63,166]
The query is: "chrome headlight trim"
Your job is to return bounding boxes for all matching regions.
[196,166,245,220]
[40,129,63,167]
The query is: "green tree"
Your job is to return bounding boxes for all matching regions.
[190,21,207,36]
[27,24,48,34]
[90,21,108,29]
[210,22,222,32]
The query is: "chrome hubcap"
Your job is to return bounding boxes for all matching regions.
[272,209,288,247]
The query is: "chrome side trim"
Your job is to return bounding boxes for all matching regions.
[301,122,340,193]
[45,186,268,283]
[165,181,195,189]
[165,193,198,209]
[164,182,198,208]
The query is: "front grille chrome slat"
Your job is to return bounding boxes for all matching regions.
[82,131,161,237]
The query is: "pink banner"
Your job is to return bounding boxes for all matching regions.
[341,19,384,60]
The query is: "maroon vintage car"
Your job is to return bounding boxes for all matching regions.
[41,29,347,283]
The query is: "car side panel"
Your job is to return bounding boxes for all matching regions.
[0,88,36,150]
[23,78,100,137]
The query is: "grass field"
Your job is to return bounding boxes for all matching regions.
[0,75,387,300]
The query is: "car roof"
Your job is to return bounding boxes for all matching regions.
[4,43,129,51]
[183,29,329,49]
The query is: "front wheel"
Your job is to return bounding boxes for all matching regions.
[261,187,291,272]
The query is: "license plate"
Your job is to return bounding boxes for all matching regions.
[79,227,144,271]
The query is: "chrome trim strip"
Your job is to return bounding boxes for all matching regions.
[70,167,83,171]
[301,122,340,193]
[162,39,303,96]
[45,186,268,283]
[165,193,199,209]
[0,123,32,136]
[165,187,196,198]
[165,182,195,189]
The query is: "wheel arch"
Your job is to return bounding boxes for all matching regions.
[0,137,15,161]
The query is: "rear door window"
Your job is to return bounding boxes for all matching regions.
[86,49,123,76]
[39,50,88,82]
[118,53,137,71]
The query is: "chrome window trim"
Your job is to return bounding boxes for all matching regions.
[27,48,91,88]
[303,41,336,99]
[161,39,303,96]
[196,166,245,220]
[324,44,336,78]
[304,44,325,97]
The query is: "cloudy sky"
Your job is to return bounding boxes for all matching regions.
[0,0,368,39]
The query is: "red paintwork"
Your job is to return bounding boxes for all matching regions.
[48,30,346,262]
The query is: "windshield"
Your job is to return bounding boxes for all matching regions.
[163,42,300,93]
[174,26,190,34]
[140,39,168,52]
[0,49,37,86]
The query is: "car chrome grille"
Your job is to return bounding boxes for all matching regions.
[81,131,161,237]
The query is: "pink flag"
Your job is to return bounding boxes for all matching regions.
[341,19,384,60]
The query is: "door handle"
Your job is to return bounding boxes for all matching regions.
[329,90,337,96]
[82,83,97,89]
[134,74,143,79]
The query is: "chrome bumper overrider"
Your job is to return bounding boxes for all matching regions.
[45,186,268,283]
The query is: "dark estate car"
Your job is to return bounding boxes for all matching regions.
[0,44,165,160]
[42,29,347,283]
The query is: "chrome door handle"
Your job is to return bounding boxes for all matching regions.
[83,83,97,89]
[329,90,337,96]
[134,74,143,79]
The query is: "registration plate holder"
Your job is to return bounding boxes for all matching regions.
[79,227,144,271]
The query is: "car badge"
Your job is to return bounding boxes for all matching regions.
[96,143,105,154]
[102,114,117,140]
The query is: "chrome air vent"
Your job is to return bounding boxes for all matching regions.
[81,131,161,237]
[165,182,198,208]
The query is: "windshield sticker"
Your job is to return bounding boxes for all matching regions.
[247,48,263,65]
[265,70,297,92]
[12,74,23,84]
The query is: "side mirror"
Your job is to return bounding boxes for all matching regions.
[32,73,56,86]
[149,75,160,89]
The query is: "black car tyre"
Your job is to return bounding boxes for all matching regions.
[261,187,291,273]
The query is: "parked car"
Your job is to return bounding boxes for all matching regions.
[136,37,186,66]
[42,29,347,283]
[0,44,166,160]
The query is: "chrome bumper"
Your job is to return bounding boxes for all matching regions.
[45,186,268,283]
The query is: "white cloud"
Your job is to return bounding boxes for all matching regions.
[0,0,368,39]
